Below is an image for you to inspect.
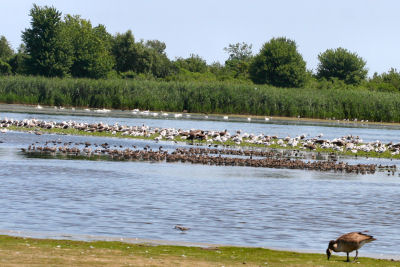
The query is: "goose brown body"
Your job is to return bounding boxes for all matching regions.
[326,232,376,262]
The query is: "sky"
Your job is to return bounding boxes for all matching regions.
[1,0,399,75]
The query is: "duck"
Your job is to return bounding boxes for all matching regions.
[326,232,376,262]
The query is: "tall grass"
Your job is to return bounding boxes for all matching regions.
[1,75,400,122]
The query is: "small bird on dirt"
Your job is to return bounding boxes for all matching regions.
[326,231,376,262]
[174,225,190,231]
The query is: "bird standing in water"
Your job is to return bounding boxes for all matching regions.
[326,232,376,262]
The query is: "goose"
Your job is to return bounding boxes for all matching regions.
[326,232,376,262]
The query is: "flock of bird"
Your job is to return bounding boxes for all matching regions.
[21,140,397,175]
[2,117,400,157]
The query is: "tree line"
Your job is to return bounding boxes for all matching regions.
[0,4,399,92]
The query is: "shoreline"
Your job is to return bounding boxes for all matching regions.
[2,103,400,129]
[0,230,399,261]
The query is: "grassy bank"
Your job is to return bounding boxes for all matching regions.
[0,235,397,266]
[2,76,400,122]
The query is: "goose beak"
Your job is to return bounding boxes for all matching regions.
[326,248,332,260]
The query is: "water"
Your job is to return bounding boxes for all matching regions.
[1,110,400,257]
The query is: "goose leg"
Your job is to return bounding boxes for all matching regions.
[346,252,350,262]
[353,250,358,262]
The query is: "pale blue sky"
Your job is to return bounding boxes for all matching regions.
[1,0,399,75]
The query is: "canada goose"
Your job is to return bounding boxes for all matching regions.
[326,232,376,262]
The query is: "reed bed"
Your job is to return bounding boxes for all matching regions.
[1,75,400,122]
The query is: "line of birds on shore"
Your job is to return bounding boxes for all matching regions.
[20,140,397,174]
[3,117,400,156]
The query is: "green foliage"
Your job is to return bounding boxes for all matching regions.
[367,68,400,92]
[61,15,115,78]
[8,45,29,75]
[225,58,251,80]
[224,42,253,80]
[111,32,171,78]
[0,36,14,61]
[174,54,208,73]
[111,30,137,73]
[0,60,12,75]
[249,37,307,87]
[3,76,400,122]
[165,68,218,82]
[317,47,368,85]
[144,40,173,78]
[224,42,253,61]
[145,40,166,54]
[7,3,400,101]
[22,4,73,77]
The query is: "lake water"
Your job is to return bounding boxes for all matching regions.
[1,110,400,258]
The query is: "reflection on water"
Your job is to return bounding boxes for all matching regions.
[1,112,400,256]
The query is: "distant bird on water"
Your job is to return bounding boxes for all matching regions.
[174,225,190,231]
[326,232,376,262]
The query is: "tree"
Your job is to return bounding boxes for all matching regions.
[224,42,253,61]
[22,4,73,77]
[111,30,138,73]
[224,42,253,79]
[368,68,400,91]
[62,15,114,78]
[111,32,171,78]
[249,37,307,87]
[174,54,208,73]
[145,40,166,55]
[209,61,233,80]
[0,36,14,61]
[8,44,29,74]
[316,47,367,85]
[144,40,172,78]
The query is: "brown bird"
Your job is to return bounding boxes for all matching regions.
[326,232,376,262]
[174,225,190,231]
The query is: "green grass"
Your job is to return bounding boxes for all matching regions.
[0,235,397,266]
[2,75,400,122]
